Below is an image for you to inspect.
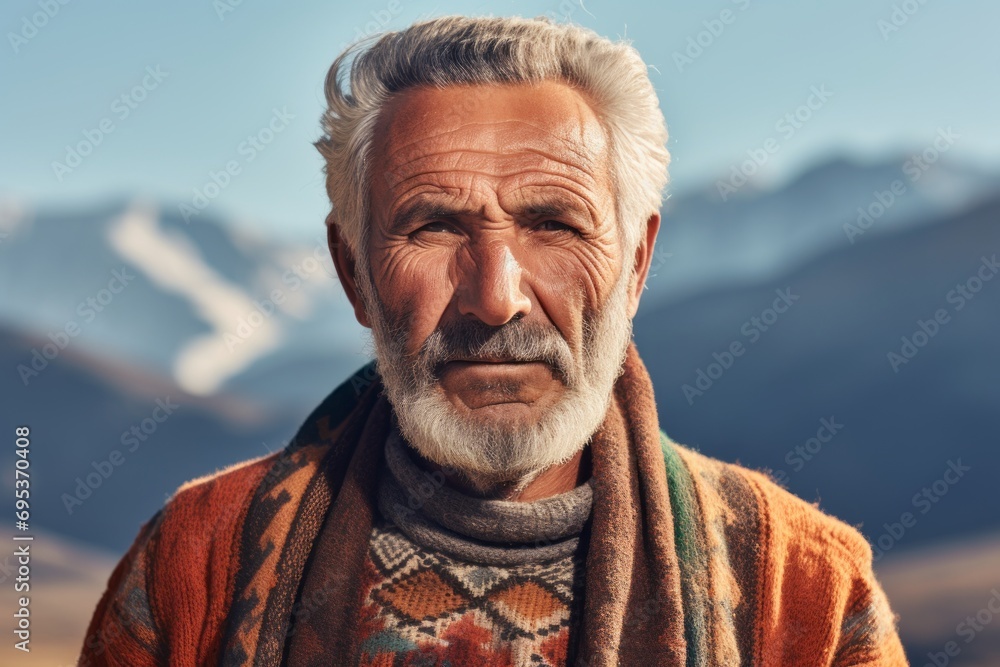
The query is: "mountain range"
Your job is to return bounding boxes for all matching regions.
[2,153,998,559]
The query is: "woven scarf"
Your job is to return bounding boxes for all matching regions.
[216,342,720,665]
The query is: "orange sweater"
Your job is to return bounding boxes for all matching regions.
[80,344,907,665]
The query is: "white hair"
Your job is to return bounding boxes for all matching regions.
[315,14,670,261]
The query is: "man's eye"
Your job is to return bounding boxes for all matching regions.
[537,220,575,233]
[416,221,455,234]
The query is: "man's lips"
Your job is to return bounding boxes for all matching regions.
[435,358,552,377]
[447,357,542,365]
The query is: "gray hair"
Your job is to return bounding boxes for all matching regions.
[316,14,670,263]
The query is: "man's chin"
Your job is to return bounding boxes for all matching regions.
[445,399,548,426]
[394,393,549,473]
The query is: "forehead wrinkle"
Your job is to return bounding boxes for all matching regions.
[519,145,604,181]
[463,117,606,168]
[390,142,601,182]
[384,150,604,195]
[385,139,601,175]
[383,116,595,164]
[384,163,601,200]
[382,130,606,197]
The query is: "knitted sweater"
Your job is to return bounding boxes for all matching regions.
[354,427,593,665]
[79,344,907,665]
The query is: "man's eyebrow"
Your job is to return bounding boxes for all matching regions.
[388,196,597,231]
[522,201,582,219]
[389,200,468,231]
[521,196,598,225]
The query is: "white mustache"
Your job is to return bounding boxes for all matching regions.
[416,320,575,385]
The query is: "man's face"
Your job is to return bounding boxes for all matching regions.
[341,81,650,490]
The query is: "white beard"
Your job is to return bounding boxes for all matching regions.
[355,261,634,495]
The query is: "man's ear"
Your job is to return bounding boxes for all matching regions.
[327,220,372,329]
[626,211,661,318]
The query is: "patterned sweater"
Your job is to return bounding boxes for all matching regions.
[79,347,908,665]
[354,428,592,666]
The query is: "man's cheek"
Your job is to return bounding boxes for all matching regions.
[529,247,610,298]
[374,253,440,305]
[378,276,452,352]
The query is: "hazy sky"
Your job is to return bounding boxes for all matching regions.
[2,0,997,239]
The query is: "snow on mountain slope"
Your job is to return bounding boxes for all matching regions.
[0,197,369,408]
[107,202,283,395]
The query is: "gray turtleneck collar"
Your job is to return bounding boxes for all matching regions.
[376,427,594,566]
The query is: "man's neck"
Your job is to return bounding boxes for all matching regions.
[414,445,592,502]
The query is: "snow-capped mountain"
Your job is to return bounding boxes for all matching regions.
[0,198,370,411]
[1,153,998,557]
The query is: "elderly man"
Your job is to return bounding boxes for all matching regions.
[81,15,906,667]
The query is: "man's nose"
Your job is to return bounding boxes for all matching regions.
[455,241,532,326]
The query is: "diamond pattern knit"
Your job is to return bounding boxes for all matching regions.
[354,519,585,666]
[352,428,591,666]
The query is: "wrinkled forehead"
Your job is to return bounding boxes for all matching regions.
[370,81,613,191]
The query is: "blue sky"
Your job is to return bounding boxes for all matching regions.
[2,0,997,240]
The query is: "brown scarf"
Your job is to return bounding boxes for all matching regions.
[217,342,697,665]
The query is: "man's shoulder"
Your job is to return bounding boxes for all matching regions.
[665,437,874,572]
[161,451,280,532]
[82,366,380,663]
[118,450,288,575]
[155,360,380,539]
[662,438,906,661]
